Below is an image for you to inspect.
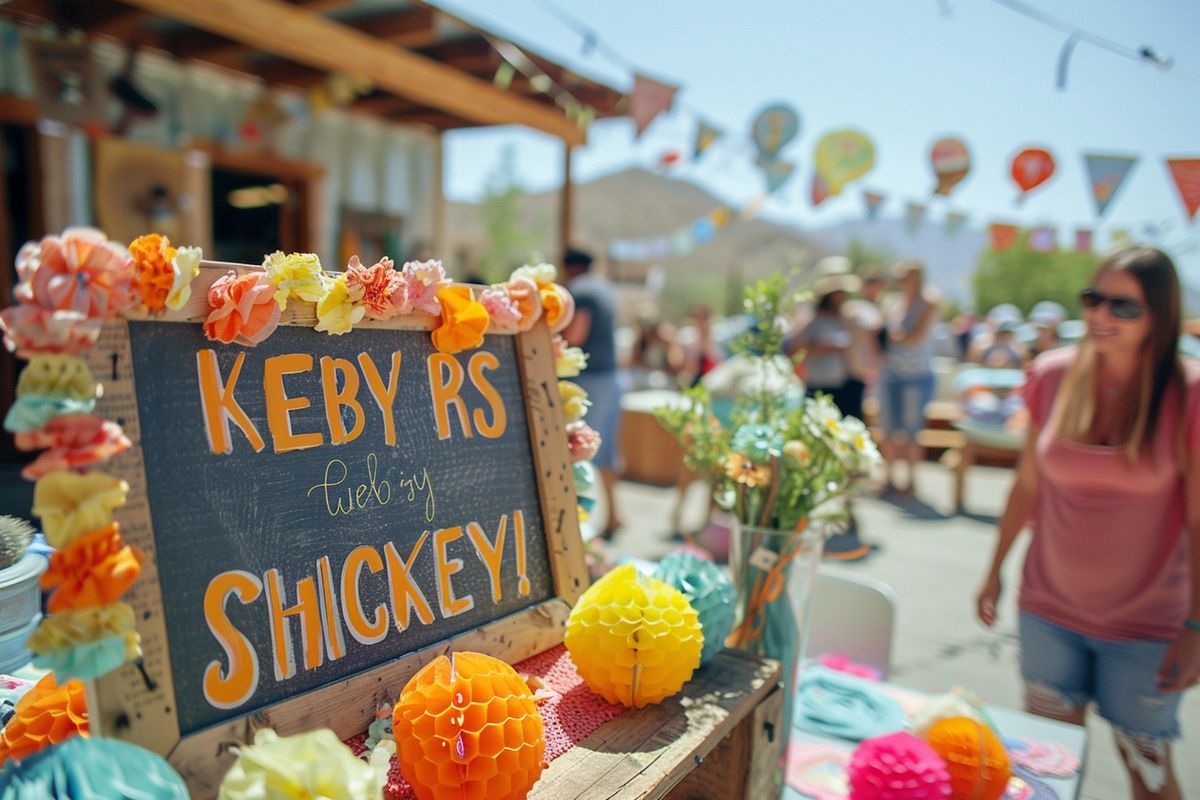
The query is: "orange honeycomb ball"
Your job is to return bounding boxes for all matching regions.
[564,564,703,709]
[925,716,1011,800]
[393,651,546,800]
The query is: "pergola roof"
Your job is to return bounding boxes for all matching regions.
[1,0,628,145]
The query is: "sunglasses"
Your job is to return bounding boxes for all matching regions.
[1079,288,1144,320]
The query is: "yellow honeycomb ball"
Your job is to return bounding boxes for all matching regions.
[393,651,546,800]
[564,564,704,708]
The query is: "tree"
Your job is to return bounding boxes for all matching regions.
[844,237,894,276]
[971,236,1098,317]
[477,146,542,282]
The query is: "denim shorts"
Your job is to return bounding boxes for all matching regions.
[573,370,622,471]
[1019,612,1182,741]
[879,372,935,438]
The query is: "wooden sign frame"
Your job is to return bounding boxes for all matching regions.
[83,264,589,797]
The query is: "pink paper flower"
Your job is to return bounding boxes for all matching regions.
[204,271,282,347]
[16,228,136,319]
[0,306,102,357]
[15,415,132,480]
[504,276,543,331]
[479,285,523,332]
[566,421,601,462]
[345,255,402,320]
[392,259,451,316]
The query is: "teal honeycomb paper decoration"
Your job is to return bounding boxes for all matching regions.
[655,551,736,665]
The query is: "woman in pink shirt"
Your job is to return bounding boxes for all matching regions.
[976,247,1200,799]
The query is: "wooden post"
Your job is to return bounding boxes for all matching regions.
[37,120,72,233]
[560,143,573,261]
[432,133,447,258]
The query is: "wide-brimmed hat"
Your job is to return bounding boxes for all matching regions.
[812,273,862,297]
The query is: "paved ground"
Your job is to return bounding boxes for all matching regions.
[601,462,1200,800]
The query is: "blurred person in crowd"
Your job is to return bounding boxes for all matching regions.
[790,271,864,419]
[1028,300,1067,359]
[968,303,1025,365]
[879,260,939,494]
[624,307,681,390]
[978,321,1028,369]
[680,302,724,388]
[844,271,886,398]
[977,247,1200,799]
[562,247,623,536]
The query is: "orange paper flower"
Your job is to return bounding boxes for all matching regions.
[431,285,489,354]
[204,270,282,347]
[129,233,177,312]
[15,415,131,479]
[15,227,136,319]
[539,283,574,334]
[0,305,103,357]
[0,673,89,765]
[503,276,543,331]
[42,522,145,612]
[345,255,402,320]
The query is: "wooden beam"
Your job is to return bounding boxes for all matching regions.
[384,110,474,130]
[352,92,422,116]
[62,1,151,37]
[116,0,585,144]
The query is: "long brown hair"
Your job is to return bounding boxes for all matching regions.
[1049,246,1184,461]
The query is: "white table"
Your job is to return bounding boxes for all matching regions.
[784,689,1087,800]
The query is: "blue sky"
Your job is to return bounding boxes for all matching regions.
[439,0,1200,283]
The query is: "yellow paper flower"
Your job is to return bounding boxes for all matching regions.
[219,728,384,800]
[167,246,203,310]
[32,471,129,549]
[554,343,588,379]
[559,380,590,422]
[28,603,141,659]
[511,262,557,287]
[430,285,489,354]
[314,274,365,336]
[724,454,770,488]
[16,355,94,401]
[262,251,325,310]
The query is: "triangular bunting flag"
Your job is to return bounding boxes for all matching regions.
[863,190,885,220]
[694,120,721,160]
[945,211,968,236]
[1165,158,1200,220]
[904,201,925,234]
[811,173,830,207]
[756,158,796,194]
[1028,226,1057,252]
[1083,153,1137,217]
[1109,228,1132,248]
[710,207,732,228]
[631,73,678,136]
[1074,228,1093,252]
[990,223,1020,252]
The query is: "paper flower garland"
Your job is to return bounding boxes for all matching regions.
[847,731,951,800]
[0,674,89,765]
[315,273,366,335]
[392,651,546,800]
[924,717,1011,800]
[40,523,145,612]
[654,551,736,666]
[0,736,188,799]
[345,256,402,320]
[6,356,97,433]
[14,415,132,480]
[218,728,390,800]
[30,471,129,550]
[564,565,704,708]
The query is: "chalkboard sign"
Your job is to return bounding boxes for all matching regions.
[83,266,587,795]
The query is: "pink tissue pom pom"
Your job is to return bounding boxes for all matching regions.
[815,653,882,682]
[848,731,951,800]
[566,421,601,462]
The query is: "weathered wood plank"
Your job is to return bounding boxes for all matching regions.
[531,649,781,800]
